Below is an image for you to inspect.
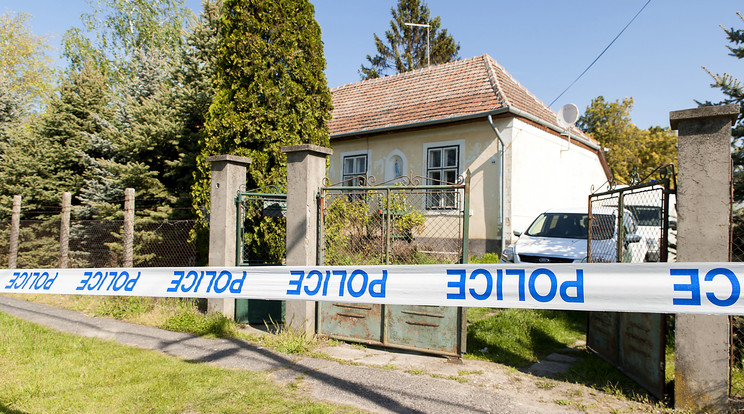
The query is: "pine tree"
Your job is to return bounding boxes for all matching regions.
[360,0,460,80]
[169,0,222,219]
[191,0,332,262]
[700,11,744,202]
[0,64,112,215]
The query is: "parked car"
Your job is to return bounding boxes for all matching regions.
[500,207,643,263]
[623,200,677,262]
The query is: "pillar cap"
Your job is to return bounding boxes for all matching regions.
[670,104,740,130]
[205,154,252,166]
[281,144,333,156]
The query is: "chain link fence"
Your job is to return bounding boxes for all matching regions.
[320,184,466,266]
[0,218,197,269]
[588,184,674,263]
[730,208,744,400]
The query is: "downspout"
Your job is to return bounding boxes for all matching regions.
[487,115,506,254]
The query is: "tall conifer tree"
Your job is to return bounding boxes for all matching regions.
[360,0,460,79]
[701,11,744,202]
[191,0,332,262]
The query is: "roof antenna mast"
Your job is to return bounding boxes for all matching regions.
[404,22,431,68]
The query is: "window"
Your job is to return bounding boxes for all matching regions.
[343,154,367,186]
[426,145,459,209]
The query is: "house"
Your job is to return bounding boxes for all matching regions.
[327,54,611,255]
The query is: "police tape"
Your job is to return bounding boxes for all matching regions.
[1,263,743,315]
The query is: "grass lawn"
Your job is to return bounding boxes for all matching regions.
[0,311,358,414]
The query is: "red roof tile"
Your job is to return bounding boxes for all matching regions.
[329,54,592,143]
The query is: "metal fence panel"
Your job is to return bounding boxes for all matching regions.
[587,178,674,401]
[235,188,286,324]
[318,175,469,357]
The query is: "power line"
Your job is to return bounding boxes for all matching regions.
[548,0,653,108]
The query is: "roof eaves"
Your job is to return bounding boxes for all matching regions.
[330,107,512,140]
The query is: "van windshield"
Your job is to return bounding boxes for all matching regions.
[525,213,615,240]
[625,205,660,226]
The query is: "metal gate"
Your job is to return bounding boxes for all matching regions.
[235,186,286,324]
[586,167,676,400]
[317,173,470,357]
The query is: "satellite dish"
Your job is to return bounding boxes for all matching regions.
[557,103,580,129]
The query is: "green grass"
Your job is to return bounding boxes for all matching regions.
[0,311,357,414]
[466,308,586,366]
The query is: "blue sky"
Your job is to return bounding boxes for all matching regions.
[2,0,742,129]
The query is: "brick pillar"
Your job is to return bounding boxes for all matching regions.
[281,144,332,335]
[670,104,740,412]
[206,155,251,318]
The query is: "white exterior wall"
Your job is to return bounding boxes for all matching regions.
[504,118,608,246]
[328,117,609,254]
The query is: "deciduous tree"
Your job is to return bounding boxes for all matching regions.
[578,96,677,183]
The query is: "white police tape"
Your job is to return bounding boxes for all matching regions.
[1,263,743,315]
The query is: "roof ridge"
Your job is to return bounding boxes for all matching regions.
[331,56,483,91]
[481,55,509,107]
[484,56,560,123]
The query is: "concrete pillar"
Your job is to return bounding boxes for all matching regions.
[8,195,20,269]
[59,192,71,268]
[206,154,251,318]
[281,144,332,335]
[123,188,135,268]
[670,104,739,412]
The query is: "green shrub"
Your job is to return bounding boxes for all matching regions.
[162,311,237,338]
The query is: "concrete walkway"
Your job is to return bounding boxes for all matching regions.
[0,296,651,413]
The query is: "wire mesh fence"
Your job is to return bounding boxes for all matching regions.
[588,184,674,263]
[730,208,744,399]
[320,184,466,266]
[237,190,286,266]
[0,219,197,269]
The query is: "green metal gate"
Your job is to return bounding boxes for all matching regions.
[586,166,676,400]
[317,173,470,357]
[235,186,286,324]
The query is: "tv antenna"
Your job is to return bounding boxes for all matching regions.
[404,22,431,67]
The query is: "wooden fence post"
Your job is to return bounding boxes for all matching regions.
[59,192,71,268]
[8,195,20,269]
[123,188,135,268]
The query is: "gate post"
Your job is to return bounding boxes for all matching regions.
[670,104,739,412]
[206,154,251,318]
[282,144,332,335]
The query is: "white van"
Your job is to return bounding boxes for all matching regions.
[501,207,643,263]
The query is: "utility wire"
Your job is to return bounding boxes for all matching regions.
[548,0,653,108]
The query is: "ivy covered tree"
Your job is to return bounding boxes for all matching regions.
[360,0,460,80]
[191,0,332,262]
[578,96,677,183]
[700,11,744,202]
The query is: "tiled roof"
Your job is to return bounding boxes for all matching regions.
[329,54,592,143]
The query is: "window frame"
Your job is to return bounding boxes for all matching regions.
[423,141,463,211]
[341,153,369,186]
